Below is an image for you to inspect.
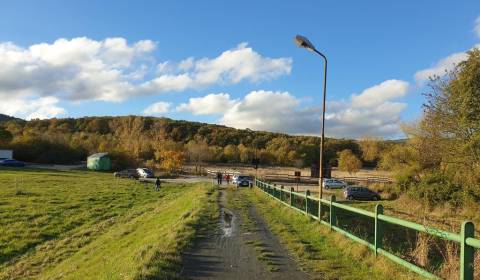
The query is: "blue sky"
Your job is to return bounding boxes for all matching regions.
[0,0,479,138]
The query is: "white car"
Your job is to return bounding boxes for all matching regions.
[136,168,154,178]
[323,178,347,189]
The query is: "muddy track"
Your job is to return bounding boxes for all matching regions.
[181,187,309,280]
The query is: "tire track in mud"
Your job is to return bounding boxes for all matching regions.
[181,187,309,280]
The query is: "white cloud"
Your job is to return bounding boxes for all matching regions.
[414,41,480,84]
[350,79,409,108]
[143,101,172,115]
[0,38,291,112]
[0,37,156,103]
[474,16,480,38]
[140,42,292,93]
[0,96,66,120]
[177,93,236,115]
[414,51,468,84]
[187,80,409,138]
[221,91,318,134]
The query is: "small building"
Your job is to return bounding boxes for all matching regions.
[0,149,13,160]
[87,153,112,171]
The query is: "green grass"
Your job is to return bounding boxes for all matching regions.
[243,188,422,280]
[0,167,216,280]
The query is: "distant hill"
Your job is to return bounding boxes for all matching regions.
[0,115,400,166]
[0,114,22,122]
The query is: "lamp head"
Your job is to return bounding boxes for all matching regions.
[294,35,316,51]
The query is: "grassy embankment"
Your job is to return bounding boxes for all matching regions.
[238,187,422,280]
[0,167,217,280]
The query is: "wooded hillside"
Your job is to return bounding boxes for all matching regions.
[0,115,385,169]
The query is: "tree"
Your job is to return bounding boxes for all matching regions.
[238,144,253,163]
[186,139,211,173]
[337,149,362,175]
[158,150,185,172]
[223,144,239,162]
[420,48,480,199]
[358,136,381,162]
[0,126,13,147]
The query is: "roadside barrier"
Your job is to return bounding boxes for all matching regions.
[255,179,479,280]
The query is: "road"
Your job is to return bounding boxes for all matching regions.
[181,187,309,280]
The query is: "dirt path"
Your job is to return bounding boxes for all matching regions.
[181,187,309,280]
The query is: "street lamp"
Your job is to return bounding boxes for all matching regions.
[294,35,328,204]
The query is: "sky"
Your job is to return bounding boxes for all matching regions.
[0,0,479,139]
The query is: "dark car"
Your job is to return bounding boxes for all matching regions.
[343,186,380,201]
[236,175,253,187]
[114,169,139,179]
[0,159,25,167]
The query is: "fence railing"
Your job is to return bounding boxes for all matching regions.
[255,179,479,280]
[265,173,392,185]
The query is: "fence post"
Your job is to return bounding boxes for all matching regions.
[290,187,294,207]
[460,221,474,280]
[319,197,322,222]
[329,195,336,230]
[374,204,384,257]
[280,185,284,202]
[305,190,310,215]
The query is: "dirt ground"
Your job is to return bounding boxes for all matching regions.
[181,186,309,280]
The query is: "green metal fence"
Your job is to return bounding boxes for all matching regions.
[255,179,480,280]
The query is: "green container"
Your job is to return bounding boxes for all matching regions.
[87,153,112,171]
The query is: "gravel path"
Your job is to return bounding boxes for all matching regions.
[181,187,309,280]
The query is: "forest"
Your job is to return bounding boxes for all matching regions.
[0,113,377,170]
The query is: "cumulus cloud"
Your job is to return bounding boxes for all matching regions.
[188,80,409,138]
[0,37,156,103]
[143,101,172,115]
[0,38,291,117]
[322,79,409,138]
[350,80,409,108]
[414,51,468,84]
[220,90,320,134]
[139,43,292,93]
[177,93,237,115]
[0,96,66,120]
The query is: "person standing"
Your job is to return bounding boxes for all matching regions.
[226,174,231,185]
[216,172,222,185]
[155,177,161,191]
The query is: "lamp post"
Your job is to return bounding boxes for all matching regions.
[294,35,328,204]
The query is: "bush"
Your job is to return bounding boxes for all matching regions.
[408,171,463,208]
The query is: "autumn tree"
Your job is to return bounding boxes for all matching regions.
[186,139,211,173]
[358,136,381,162]
[337,149,362,175]
[223,144,239,162]
[0,126,13,147]
[158,150,185,173]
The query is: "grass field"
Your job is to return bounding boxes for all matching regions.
[0,167,216,280]
[241,188,421,280]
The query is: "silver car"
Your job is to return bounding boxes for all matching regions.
[323,178,347,189]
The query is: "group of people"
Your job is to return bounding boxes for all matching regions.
[216,172,231,185]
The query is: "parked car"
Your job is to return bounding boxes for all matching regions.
[0,159,25,167]
[114,169,139,179]
[236,175,253,187]
[343,186,381,201]
[323,178,347,189]
[137,168,154,178]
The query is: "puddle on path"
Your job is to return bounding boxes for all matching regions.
[220,208,235,237]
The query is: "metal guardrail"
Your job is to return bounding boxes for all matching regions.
[255,179,479,280]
